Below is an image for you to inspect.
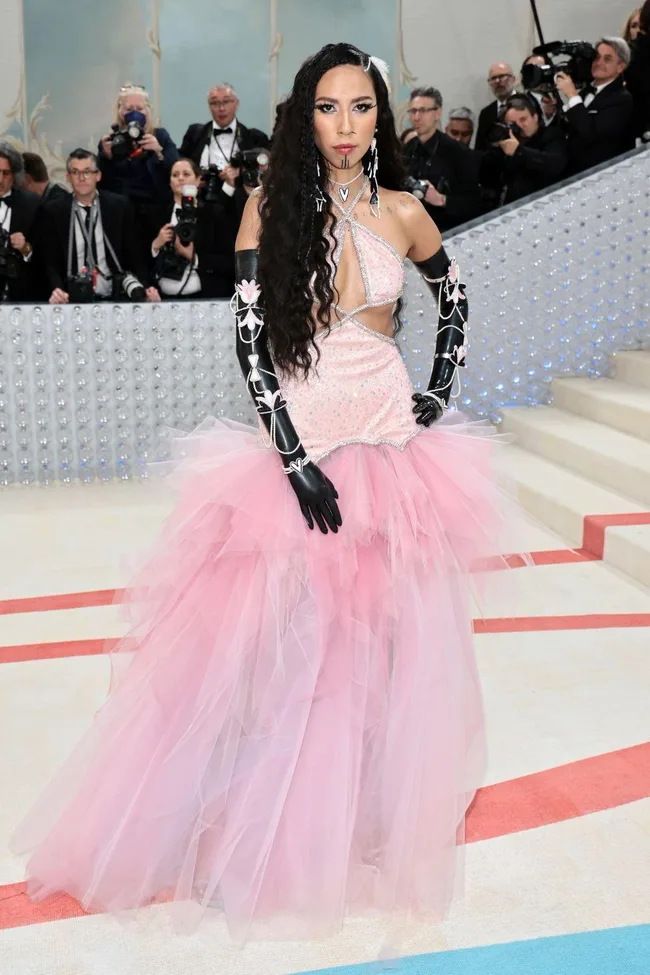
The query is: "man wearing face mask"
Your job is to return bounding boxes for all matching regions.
[179,82,270,216]
[98,84,179,211]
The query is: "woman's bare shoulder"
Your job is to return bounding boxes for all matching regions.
[381,189,442,262]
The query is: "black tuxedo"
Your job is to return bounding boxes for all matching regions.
[180,119,270,169]
[475,100,505,151]
[179,120,270,218]
[0,186,40,301]
[144,197,239,298]
[39,189,146,296]
[41,182,69,205]
[564,76,635,175]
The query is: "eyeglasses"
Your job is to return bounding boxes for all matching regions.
[407,107,439,116]
[489,73,514,83]
[209,99,236,108]
[120,84,146,92]
[69,169,99,179]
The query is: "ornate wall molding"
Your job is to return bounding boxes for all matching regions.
[268,0,283,131]
[146,0,162,125]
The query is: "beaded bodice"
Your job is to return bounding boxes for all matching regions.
[276,185,419,463]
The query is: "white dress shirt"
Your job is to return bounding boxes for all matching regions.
[199,120,239,197]
[0,193,11,233]
[565,79,615,112]
[153,204,202,297]
[73,198,112,297]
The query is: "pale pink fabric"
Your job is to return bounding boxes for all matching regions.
[11,207,522,942]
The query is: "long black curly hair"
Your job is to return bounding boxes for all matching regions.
[258,43,406,377]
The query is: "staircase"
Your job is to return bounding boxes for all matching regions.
[498,351,650,589]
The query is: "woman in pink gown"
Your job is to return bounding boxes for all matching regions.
[12,44,518,941]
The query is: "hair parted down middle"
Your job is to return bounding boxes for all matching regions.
[258,43,406,378]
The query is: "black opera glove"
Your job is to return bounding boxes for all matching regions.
[233,249,342,535]
[411,247,468,426]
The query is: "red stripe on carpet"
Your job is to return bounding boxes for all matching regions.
[474,613,650,633]
[582,512,650,559]
[0,639,120,665]
[4,612,650,665]
[0,549,598,617]
[0,590,122,616]
[0,882,89,930]
[466,741,650,842]
[3,741,648,930]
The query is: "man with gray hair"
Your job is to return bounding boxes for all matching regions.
[0,141,39,301]
[556,37,634,173]
[179,82,270,215]
[445,107,475,146]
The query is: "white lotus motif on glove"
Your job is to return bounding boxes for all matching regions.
[236,279,261,305]
[255,389,285,412]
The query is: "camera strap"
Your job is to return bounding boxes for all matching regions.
[67,198,124,284]
[212,124,239,165]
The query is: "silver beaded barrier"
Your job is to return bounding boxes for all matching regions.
[0,149,649,485]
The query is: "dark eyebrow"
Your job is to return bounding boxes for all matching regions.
[314,96,375,104]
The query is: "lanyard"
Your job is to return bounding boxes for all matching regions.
[67,197,124,282]
[212,125,239,165]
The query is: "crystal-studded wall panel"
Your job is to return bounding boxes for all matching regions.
[0,150,648,485]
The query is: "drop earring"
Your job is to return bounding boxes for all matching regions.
[366,134,380,218]
[315,157,327,213]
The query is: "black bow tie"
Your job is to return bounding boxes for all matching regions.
[215,126,232,134]
[1,194,11,208]
[582,85,597,99]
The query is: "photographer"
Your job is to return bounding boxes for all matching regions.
[98,84,179,210]
[0,142,39,302]
[41,149,159,305]
[179,83,270,216]
[146,158,238,299]
[479,95,568,206]
[445,107,475,146]
[402,86,481,231]
[475,63,518,151]
[556,38,634,173]
[625,1,650,143]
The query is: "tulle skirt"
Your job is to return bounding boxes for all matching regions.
[11,415,520,940]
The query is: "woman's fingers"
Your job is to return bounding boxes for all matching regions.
[300,501,314,531]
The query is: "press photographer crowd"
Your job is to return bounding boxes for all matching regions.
[1,2,649,306]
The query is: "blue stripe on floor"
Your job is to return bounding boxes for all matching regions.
[295,924,650,975]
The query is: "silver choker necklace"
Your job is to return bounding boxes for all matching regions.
[328,169,363,203]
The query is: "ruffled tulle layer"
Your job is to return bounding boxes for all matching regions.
[11,415,521,940]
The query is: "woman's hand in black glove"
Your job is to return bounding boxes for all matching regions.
[285,460,341,534]
[411,391,446,426]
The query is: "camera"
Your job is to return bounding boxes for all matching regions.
[109,115,146,161]
[521,41,596,93]
[68,267,95,302]
[175,185,198,245]
[117,272,146,302]
[487,120,523,144]
[404,175,451,201]
[404,175,428,200]
[0,228,22,280]
[201,165,222,204]
[231,148,270,188]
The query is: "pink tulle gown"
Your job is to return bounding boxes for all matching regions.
[12,187,517,941]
